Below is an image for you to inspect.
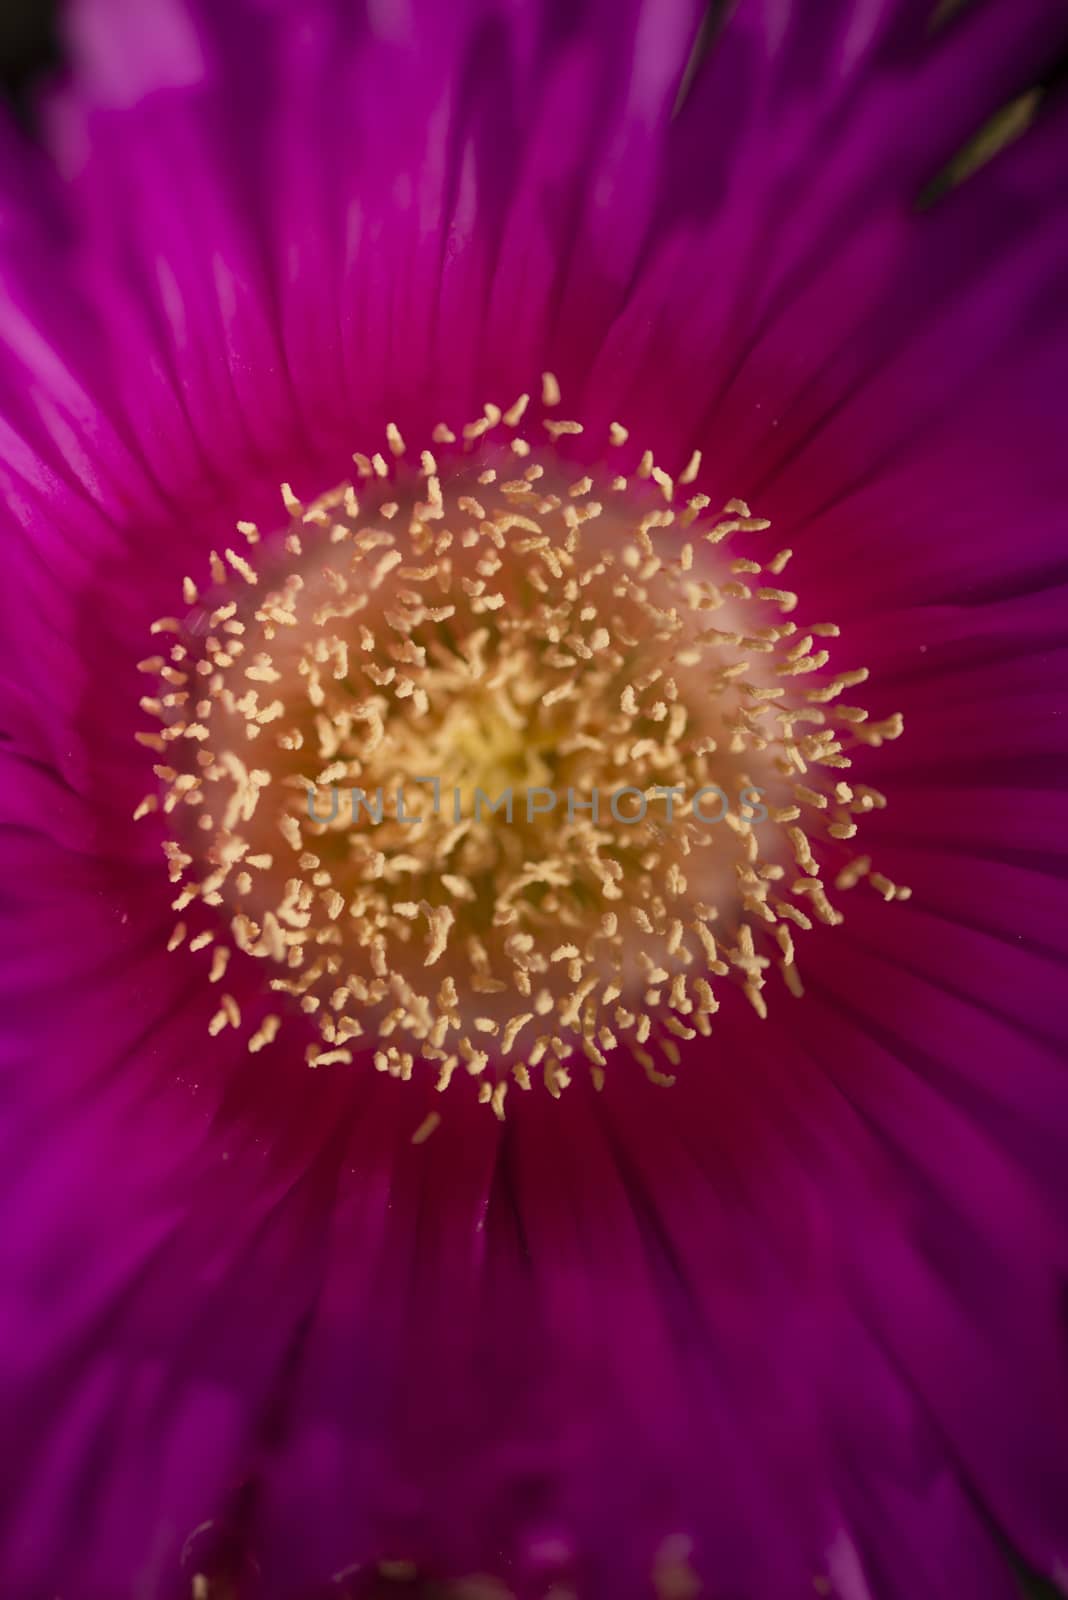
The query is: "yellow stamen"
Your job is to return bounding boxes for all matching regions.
[140,387,906,1104]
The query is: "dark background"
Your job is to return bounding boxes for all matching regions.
[0,0,59,114]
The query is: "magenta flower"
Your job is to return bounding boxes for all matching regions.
[1,0,1066,1596]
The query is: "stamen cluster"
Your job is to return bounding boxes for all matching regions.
[137,379,907,1116]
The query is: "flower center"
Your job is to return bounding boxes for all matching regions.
[137,379,908,1114]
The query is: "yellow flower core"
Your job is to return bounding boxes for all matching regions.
[137,381,907,1114]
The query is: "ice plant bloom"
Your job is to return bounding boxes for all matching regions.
[0,0,1066,1597]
